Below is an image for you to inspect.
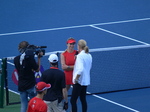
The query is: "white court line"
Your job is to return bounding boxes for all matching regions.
[87,92,140,112]
[7,61,15,66]
[0,18,150,36]
[90,25,149,45]
[89,44,150,52]
[9,89,20,95]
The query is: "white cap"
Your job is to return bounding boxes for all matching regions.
[48,54,58,63]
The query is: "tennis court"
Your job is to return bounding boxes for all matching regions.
[0,1,150,112]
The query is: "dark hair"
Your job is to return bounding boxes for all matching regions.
[18,41,29,49]
[37,91,43,94]
[50,62,58,66]
[18,41,29,53]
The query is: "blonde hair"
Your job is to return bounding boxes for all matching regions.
[78,39,89,53]
[67,37,75,41]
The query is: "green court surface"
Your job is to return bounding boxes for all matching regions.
[0,90,20,112]
[0,104,20,112]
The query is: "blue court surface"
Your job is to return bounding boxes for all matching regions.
[0,1,150,112]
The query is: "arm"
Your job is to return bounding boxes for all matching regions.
[34,52,43,72]
[35,56,41,72]
[75,75,80,84]
[60,71,68,110]
[60,52,73,71]
[62,88,68,110]
[62,88,68,103]
[74,55,83,83]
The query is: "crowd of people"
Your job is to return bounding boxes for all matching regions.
[14,38,92,112]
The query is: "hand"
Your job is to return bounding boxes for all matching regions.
[74,79,79,84]
[62,64,67,69]
[63,102,68,110]
[38,52,43,58]
[62,64,70,70]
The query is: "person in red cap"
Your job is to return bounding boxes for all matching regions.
[61,37,78,91]
[27,81,51,112]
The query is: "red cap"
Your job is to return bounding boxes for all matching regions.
[36,82,51,92]
[67,39,76,44]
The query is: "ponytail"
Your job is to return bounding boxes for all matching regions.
[84,46,89,53]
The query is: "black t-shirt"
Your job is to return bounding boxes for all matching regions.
[14,54,38,91]
[40,67,66,101]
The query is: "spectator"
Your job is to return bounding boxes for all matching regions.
[27,81,51,112]
[14,41,42,112]
[61,37,78,91]
[70,39,92,112]
[41,54,68,112]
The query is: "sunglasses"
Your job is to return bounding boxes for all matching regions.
[69,43,75,45]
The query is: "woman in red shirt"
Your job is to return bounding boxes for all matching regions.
[61,37,78,91]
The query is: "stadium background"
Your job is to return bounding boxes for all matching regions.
[0,0,150,112]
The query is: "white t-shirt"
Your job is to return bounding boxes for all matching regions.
[73,50,92,86]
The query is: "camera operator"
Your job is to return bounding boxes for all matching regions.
[14,41,43,112]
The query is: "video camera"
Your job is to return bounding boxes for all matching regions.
[25,45,47,57]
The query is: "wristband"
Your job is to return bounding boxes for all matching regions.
[75,79,79,83]
[67,66,70,69]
